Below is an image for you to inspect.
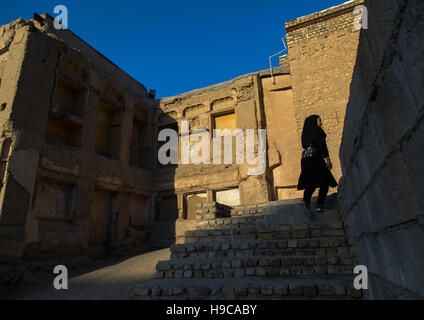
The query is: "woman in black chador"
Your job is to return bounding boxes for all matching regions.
[297,115,337,214]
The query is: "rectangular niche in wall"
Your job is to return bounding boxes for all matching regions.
[95,99,122,160]
[130,117,150,169]
[45,115,83,148]
[45,75,86,148]
[33,177,78,221]
[52,75,86,118]
[128,194,150,227]
[213,110,238,164]
[185,192,207,220]
[213,110,236,131]
[88,189,119,255]
[156,194,178,222]
[215,188,240,207]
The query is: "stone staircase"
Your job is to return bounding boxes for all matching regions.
[133,197,362,300]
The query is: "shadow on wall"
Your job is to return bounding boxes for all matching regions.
[338,0,424,299]
[150,111,178,249]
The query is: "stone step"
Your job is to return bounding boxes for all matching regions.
[183,224,346,243]
[172,246,353,260]
[171,238,352,259]
[196,217,342,231]
[155,255,355,280]
[196,215,267,230]
[133,277,362,300]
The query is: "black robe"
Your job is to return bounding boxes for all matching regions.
[297,116,338,190]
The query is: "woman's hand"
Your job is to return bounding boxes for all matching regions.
[325,158,332,170]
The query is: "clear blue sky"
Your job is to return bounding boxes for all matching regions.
[1,0,344,98]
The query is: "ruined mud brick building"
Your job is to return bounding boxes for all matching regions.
[0,0,362,280]
[155,0,364,246]
[136,0,424,299]
[0,14,158,269]
[1,0,423,298]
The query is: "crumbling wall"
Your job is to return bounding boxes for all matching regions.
[151,193,177,248]
[339,0,424,299]
[0,18,40,263]
[156,73,271,213]
[286,0,364,185]
[0,15,158,286]
[261,73,301,199]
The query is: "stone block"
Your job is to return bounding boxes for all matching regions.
[325,229,345,236]
[289,285,303,296]
[199,286,210,296]
[174,270,184,278]
[151,286,162,296]
[235,287,248,296]
[319,240,329,248]
[201,263,211,270]
[308,240,319,248]
[313,266,327,275]
[262,234,275,240]
[315,257,327,265]
[245,267,256,276]
[311,230,322,237]
[232,259,242,268]
[223,269,233,278]
[248,286,259,296]
[288,240,297,248]
[184,270,193,278]
[260,286,273,296]
[290,267,302,275]
[247,258,258,267]
[298,240,309,248]
[318,285,334,296]
[256,267,266,276]
[292,224,309,231]
[335,287,346,296]
[327,266,340,275]
[347,288,362,298]
[222,287,234,296]
[156,261,171,271]
[234,268,245,277]
[173,286,185,295]
[331,221,344,229]
[279,268,290,276]
[277,241,288,249]
[258,258,269,266]
[291,258,304,266]
[274,284,288,295]
[270,258,281,266]
[134,286,150,296]
[276,225,291,232]
[292,230,309,238]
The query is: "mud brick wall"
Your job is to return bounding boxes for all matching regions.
[0,14,158,284]
[338,0,424,299]
[285,0,364,184]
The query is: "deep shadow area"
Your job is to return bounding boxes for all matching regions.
[0,248,170,300]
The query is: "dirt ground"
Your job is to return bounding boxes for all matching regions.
[1,248,170,300]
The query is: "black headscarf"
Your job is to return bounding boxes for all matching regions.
[301,115,327,149]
